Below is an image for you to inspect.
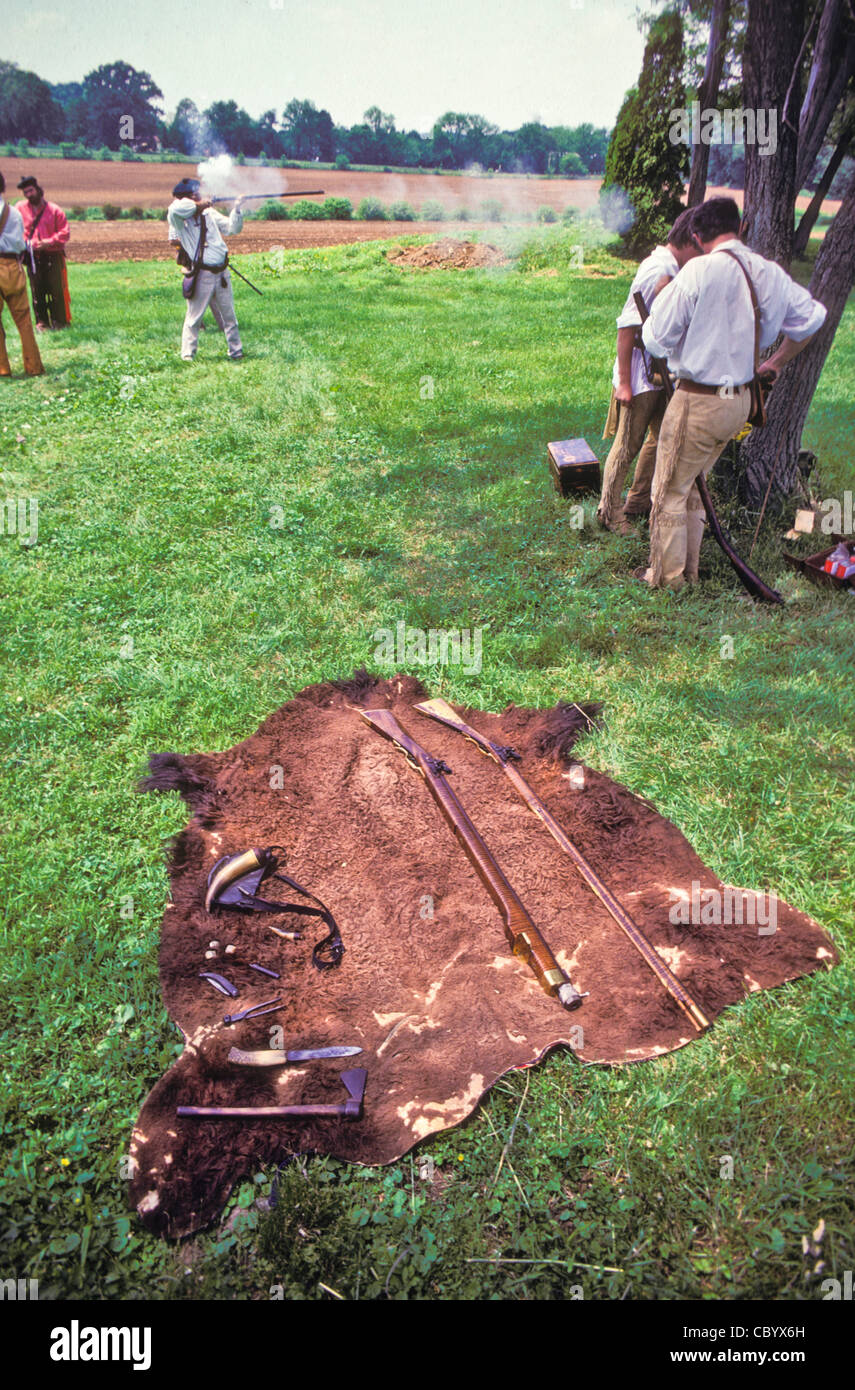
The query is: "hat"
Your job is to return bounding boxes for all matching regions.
[172,177,201,198]
[17,175,39,189]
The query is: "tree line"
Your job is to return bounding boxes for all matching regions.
[0,58,609,175]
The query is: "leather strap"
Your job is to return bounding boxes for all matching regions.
[720,248,761,374]
[0,202,10,237]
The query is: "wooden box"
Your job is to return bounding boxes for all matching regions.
[783,536,855,594]
[547,438,601,497]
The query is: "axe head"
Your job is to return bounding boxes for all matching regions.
[340,1068,367,1119]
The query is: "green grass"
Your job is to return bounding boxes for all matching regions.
[1,228,853,1301]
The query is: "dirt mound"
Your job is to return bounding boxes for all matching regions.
[387,238,509,270]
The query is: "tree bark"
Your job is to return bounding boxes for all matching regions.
[686,0,732,207]
[793,108,855,256]
[795,0,855,192]
[738,166,855,506]
[743,0,806,267]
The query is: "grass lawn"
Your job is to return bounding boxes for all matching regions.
[1,227,853,1301]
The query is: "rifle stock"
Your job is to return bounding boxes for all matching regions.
[361,708,586,1011]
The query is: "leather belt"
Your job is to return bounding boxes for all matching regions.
[676,379,750,395]
[0,252,20,260]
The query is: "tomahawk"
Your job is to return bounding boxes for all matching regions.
[414,697,711,1033]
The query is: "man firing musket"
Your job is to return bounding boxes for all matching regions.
[167,177,247,362]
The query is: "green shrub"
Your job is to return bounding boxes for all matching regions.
[119,144,141,162]
[421,200,445,221]
[322,196,353,220]
[102,204,122,220]
[357,196,387,221]
[68,207,87,221]
[451,206,471,221]
[236,153,246,166]
[143,207,166,220]
[562,206,579,225]
[559,152,588,177]
[335,153,351,170]
[389,200,416,221]
[96,146,113,161]
[127,206,145,220]
[290,199,325,220]
[257,199,291,221]
[16,138,29,157]
[536,205,558,223]
[59,142,75,159]
[480,199,504,223]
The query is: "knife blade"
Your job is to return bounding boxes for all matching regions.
[228,1045,363,1067]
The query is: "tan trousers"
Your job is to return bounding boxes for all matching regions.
[646,386,751,589]
[598,388,665,528]
[181,268,242,359]
[0,258,44,376]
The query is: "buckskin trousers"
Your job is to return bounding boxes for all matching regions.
[181,267,242,359]
[0,258,44,376]
[645,385,751,589]
[598,387,665,529]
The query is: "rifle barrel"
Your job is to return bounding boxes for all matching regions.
[211,190,325,201]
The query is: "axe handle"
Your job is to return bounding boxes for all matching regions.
[177,1104,360,1118]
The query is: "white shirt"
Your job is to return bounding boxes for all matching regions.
[613,245,679,395]
[167,199,243,268]
[0,199,26,255]
[642,238,827,387]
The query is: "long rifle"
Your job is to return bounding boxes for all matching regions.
[361,708,586,1011]
[633,290,783,605]
[414,697,711,1034]
[210,190,325,202]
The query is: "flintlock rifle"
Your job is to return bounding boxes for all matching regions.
[361,708,587,1011]
[414,698,711,1034]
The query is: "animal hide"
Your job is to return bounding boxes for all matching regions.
[129,674,837,1236]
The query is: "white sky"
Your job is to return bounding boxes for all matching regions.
[7,0,647,131]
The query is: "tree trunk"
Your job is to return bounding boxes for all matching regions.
[686,0,732,207]
[743,0,806,267]
[738,166,855,506]
[793,109,855,256]
[795,0,855,192]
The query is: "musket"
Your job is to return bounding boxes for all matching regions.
[210,190,325,202]
[633,290,783,605]
[414,697,711,1034]
[360,707,586,1011]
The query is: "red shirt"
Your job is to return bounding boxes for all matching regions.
[15,200,70,254]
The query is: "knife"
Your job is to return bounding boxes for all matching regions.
[228,1045,363,1067]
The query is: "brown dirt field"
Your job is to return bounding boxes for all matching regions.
[0,158,603,216]
[62,218,500,263]
[5,162,837,263]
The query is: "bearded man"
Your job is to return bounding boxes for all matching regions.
[15,175,71,329]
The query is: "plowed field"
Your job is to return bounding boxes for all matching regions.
[3,160,838,262]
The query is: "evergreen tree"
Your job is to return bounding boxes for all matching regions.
[602,7,688,253]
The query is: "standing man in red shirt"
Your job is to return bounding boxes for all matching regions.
[15,175,72,330]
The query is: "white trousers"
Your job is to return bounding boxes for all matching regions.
[181,267,242,359]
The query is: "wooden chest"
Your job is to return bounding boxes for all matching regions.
[783,537,855,594]
[547,438,601,497]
